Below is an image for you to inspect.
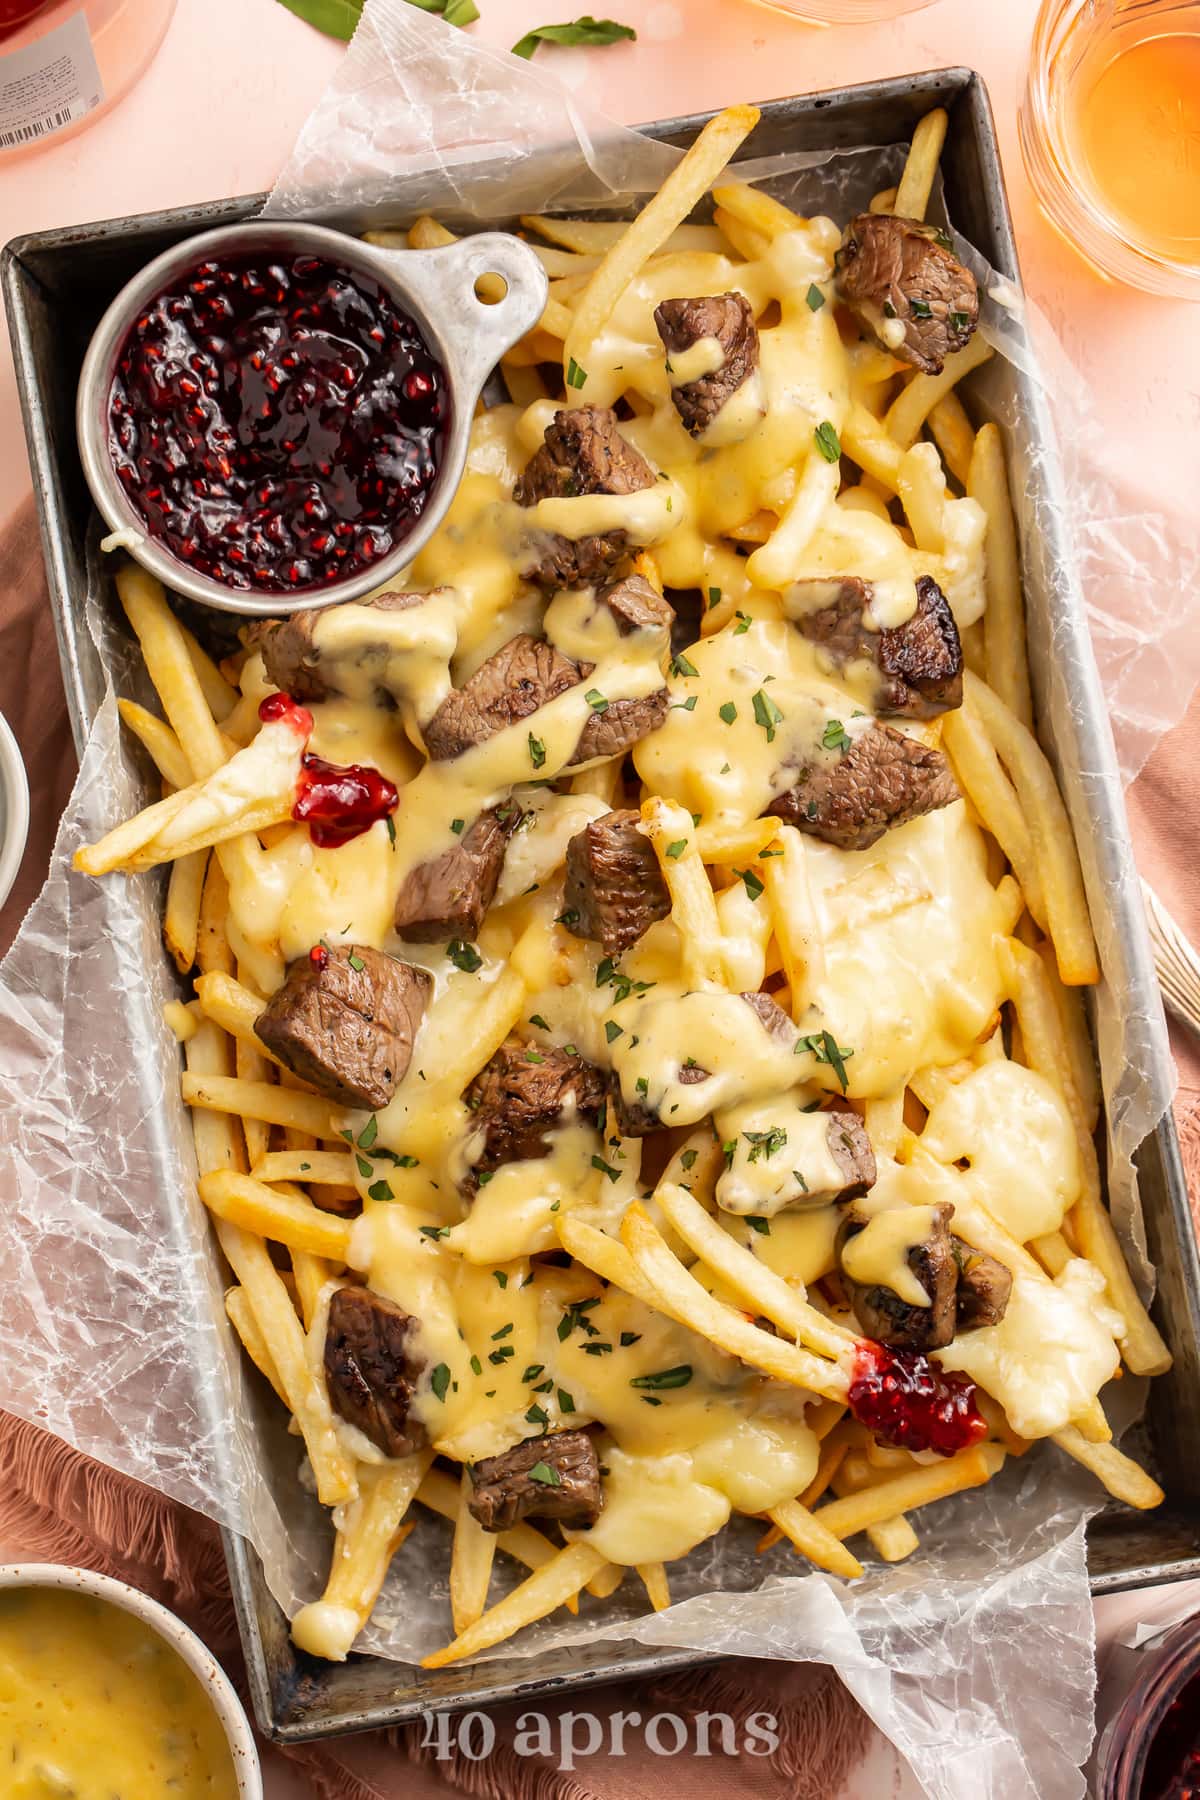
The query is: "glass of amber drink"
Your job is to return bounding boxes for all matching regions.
[753,0,938,21]
[1020,0,1200,298]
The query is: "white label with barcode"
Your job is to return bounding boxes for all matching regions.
[0,9,103,152]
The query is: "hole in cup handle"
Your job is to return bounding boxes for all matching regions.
[408,232,549,394]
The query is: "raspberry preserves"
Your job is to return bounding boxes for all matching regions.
[848,1339,987,1457]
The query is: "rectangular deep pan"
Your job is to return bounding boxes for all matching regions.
[6,68,1200,1742]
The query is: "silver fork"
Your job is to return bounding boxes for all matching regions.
[1142,881,1200,1038]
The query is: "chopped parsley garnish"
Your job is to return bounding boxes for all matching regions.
[528,1460,562,1487]
[707,585,722,610]
[524,1048,545,1064]
[670,652,698,679]
[746,1216,771,1235]
[447,938,483,973]
[793,1169,809,1192]
[949,309,970,331]
[367,1178,395,1202]
[558,1298,602,1341]
[665,838,687,859]
[909,298,933,319]
[528,732,547,769]
[357,1116,378,1150]
[557,1387,576,1413]
[525,1402,551,1429]
[419,1223,450,1240]
[752,689,784,743]
[735,866,764,901]
[450,817,465,835]
[491,1323,513,1340]
[630,1364,693,1391]
[494,1270,509,1289]
[680,1148,698,1172]
[673,694,698,712]
[476,1170,493,1186]
[733,611,751,634]
[489,1345,514,1364]
[822,718,852,753]
[882,298,898,319]
[620,1331,641,1347]
[805,283,826,312]
[469,1355,483,1376]
[430,1363,451,1403]
[719,700,737,725]
[722,1138,737,1169]
[636,1076,650,1096]
[605,1020,623,1043]
[813,420,841,464]
[385,815,396,846]
[565,356,588,389]
[583,1340,613,1356]
[595,956,656,1005]
[592,1154,621,1183]
[585,688,609,713]
[555,908,580,928]
[522,1364,545,1383]
[796,1028,854,1092]
[744,1126,787,1163]
[347,952,365,972]
[356,1154,373,1179]
[528,1013,549,1030]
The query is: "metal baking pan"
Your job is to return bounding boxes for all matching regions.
[6,69,1200,1744]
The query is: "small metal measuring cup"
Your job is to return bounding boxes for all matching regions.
[76,221,549,617]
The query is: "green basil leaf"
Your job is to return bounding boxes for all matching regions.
[512,15,636,59]
[275,0,363,40]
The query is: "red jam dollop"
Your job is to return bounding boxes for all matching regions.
[109,252,448,593]
[848,1340,988,1458]
[258,691,314,734]
[293,754,398,849]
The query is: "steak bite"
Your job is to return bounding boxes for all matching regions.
[825,1111,878,1201]
[393,806,519,944]
[563,809,670,956]
[423,635,581,761]
[515,406,657,591]
[769,721,959,852]
[468,1430,603,1532]
[324,1285,428,1459]
[574,687,669,764]
[792,573,963,719]
[255,944,431,1110]
[835,212,979,376]
[250,589,431,705]
[838,1201,959,1352]
[599,572,675,641]
[953,1240,1013,1332]
[654,292,760,437]
[464,1039,608,1179]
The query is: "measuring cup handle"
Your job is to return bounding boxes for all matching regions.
[375,232,549,397]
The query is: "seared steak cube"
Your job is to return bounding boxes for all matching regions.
[793,574,963,719]
[573,687,669,763]
[654,292,760,437]
[836,212,979,376]
[250,589,430,705]
[953,1240,1013,1332]
[564,809,670,956]
[255,944,431,1110]
[393,806,520,944]
[423,635,582,761]
[465,1039,608,1178]
[468,1429,603,1532]
[770,722,959,851]
[838,1201,959,1352]
[515,406,656,591]
[824,1110,877,1201]
[324,1285,428,1459]
[599,572,675,641]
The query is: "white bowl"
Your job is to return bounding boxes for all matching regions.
[0,706,29,912]
[0,1562,263,1797]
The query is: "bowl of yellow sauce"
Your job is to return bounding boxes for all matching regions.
[0,1563,261,1798]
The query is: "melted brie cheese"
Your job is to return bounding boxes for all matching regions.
[919,1061,1081,1242]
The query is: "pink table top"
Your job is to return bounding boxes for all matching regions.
[1,1,1196,1792]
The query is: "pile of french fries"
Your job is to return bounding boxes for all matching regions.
[76,104,1171,1669]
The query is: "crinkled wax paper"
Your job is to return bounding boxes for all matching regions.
[0,6,1189,1797]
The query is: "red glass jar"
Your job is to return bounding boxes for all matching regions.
[1093,1611,1200,1797]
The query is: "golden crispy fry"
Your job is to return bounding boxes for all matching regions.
[291,1455,432,1661]
[894,108,948,222]
[637,1562,671,1612]
[422,1542,607,1668]
[252,1151,359,1187]
[564,106,760,381]
[520,215,725,256]
[746,451,841,590]
[182,1072,336,1139]
[225,1285,288,1406]
[117,699,193,790]
[415,1468,582,1611]
[885,337,994,450]
[641,797,725,989]
[451,1470,498,1635]
[199,1169,354,1261]
[970,423,1034,729]
[1051,1426,1164,1510]
[812,1445,1002,1541]
[712,204,770,262]
[927,390,974,487]
[164,850,206,973]
[291,1251,335,1332]
[941,701,1047,929]
[763,1497,863,1579]
[180,621,238,722]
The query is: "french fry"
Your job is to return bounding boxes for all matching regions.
[863,1514,920,1562]
[252,1151,359,1188]
[761,825,823,1015]
[502,360,550,408]
[118,698,193,790]
[642,798,725,989]
[893,108,948,222]
[180,620,239,722]
[759,1442,845,1549]
[415,1468,581,1609]
[291,1453,432,1660]
[564,105,760,380]
[422,1542,608,1668]
[196,857,236,977]
[199,1169,354,1262]
[451,1470,498,1635]
[1038,939,1101,1131]
[520,215,725,256]
[164,850,206,973]
[941,701,1047,929]
[885,337,994,450]
[712,204,770,262]
[841,401,904,491]
[195,970,275,1056]
[225,1285,289,1406]
[654,1182,856,1364]
[116,564,228,781]
[868,186,898,214]
[1030,1230,1074,1277]
[764,1497,863,1579]
[181,1073,336,1140]
[1071,1397,1113,1444]
[637,1562,671,1612]
[291,1251,335,1331]
[620,1203,849,1402]
[897,442,947,554]
[695,818,781,864]
[969,424,1033,730]
[1051,1426,1164,1509]
[234,1015,272,1169]
[927,390,975,487]
[746,451,841,590]
[812,1445,1002,1541]
[711,179,808,242]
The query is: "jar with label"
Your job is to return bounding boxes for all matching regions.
[0,0,176,158]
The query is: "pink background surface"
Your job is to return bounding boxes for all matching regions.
[2,2,1198,1794]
